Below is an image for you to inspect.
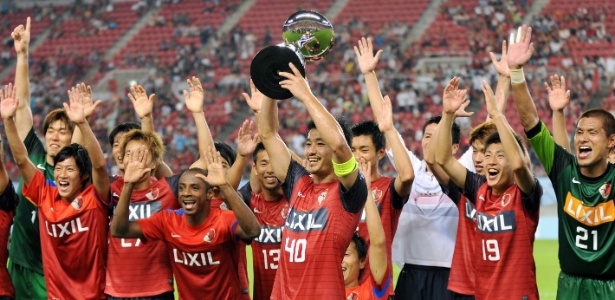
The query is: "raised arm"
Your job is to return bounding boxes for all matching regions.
[110,145,151,239]
[355,37,385,119]
[12,17,33,140]
[1,84,37,184]
[435,78,469,188]
[184,77,214,169]
[70,82,102,145]
[546,74,571,151]
[197,147,260,240]
[358,159,387,285]
[507,25,539,131]
[279,63,358,188]
[424,98,473,186]
[65,88,110,202]
[488,40,511,121]
[228,119,258,189]
[376,95,413,197]
[257,89,291,182]
[482,81,535,194]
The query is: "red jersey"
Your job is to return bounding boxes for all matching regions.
[463,171,541,300]
[138,208,242,300]
[23,170,110,299]
[345,268,391,300]
[0,181,17,298]
[271,161,368,300]
[105,174,182,297]
[211,198,251,299]
[357,176,403,296]
[443,180,477,295]
[239,184,289,300]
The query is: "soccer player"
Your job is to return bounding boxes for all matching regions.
[436,77,541,299]
[110,146,261,300]
[2,85,112,299]
[349,96,413,292]
[344,159,391,300]
[0,138,17,300]
[509,25,615,299]
[259,62,368,299]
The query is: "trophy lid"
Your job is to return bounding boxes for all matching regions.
[282,10,334,62]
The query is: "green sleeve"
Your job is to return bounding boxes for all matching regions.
[528,122,557,174]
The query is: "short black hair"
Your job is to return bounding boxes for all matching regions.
[423,115,461,144]
[108,122,141,144]
[351,232,368,278]
[351,121,386,151]
[253,142,266,164]
[307,116,353,146]
[54,143,92,185]
[215,142,237,166]
[182,167,212,191]
[484,132,526,154]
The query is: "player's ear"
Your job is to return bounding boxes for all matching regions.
[359,258,366,270]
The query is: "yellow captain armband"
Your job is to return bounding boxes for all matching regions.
[510,68,526,84]
[333,156,358,178]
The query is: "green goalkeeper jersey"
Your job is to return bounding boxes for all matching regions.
[529,122,615,278]
[9,128,54,274]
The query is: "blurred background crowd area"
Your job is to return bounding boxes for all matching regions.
[0,0,614,181]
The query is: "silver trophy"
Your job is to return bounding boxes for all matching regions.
[250,10,335,100]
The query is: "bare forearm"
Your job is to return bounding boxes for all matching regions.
[552,110,570,151]
[511,82,539,131]
[302,95,351,162]
[435,113,455,166]
[365,196,387,284]
[496,75,510,113]
[4,117,29,165]
[15,52,30,109]
[192,112,214,155]
[140,116,154,133]
[364,72,385,118]
[227,155,247,190]
[384,129,413,193]
[258,98,290,180]
[220,184,260,238]
[111,183,134,237]
[77,122,106,169]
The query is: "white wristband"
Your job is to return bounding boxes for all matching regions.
[510,68,525,84]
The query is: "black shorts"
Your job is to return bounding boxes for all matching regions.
[394,264,456,300]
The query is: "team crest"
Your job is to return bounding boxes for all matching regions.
[220,202,229,211]
[371,189,383,202]
[501,194,511,207]
[280,207,288,219]
[146,188,160,201]
[599,183,612,199]
[347,292,359,300]
[204,228,216,243]
[318,190,328,205]
[71,197,84,210]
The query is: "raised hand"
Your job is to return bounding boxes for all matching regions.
[128,84,154,119]
[11,17,30,54]
[455,98,474,118]
[507,25,534,69]
[489,40,510,77]
[354,37,383,74]
[76,82,102,119]
[358,158,372,190]
[545,74,570,112]
[481,80,499,119]
[123,145,152,184]
[241,80,265,113]
[442,77,468,114]
[279,63,313,102]
[196,147,228,187]
[183,77,205,113]
[237,119,259,158]
[0,83,19,120]
[376,95,394,132]
[64,87,86,125]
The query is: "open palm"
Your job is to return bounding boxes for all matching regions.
[77,83,102,118]
[242,80,265,112]
[546,75,570,111]
[506,25,534,69]
[0,83,18,119]
[65,88,86,124]
[184,77,205,113]
[354,37,383,74]
[442,77,467,114]
[123,146,152,183]
[376,95,394,132]
[128,84,154,119]
[237,119,258,157]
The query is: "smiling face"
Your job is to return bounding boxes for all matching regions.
[253,149,280,192]
[112,131,128,172]
[342,241,365,288]
[304,129,334,177]
[484,142,514,195]
[178,171,210,216]
[54,157,87,201]
[575,117,615,175]
[45,120,72,160]
[351,135,384,176]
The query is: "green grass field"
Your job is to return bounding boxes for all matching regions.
[234,239,560,299]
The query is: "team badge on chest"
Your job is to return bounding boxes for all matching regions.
[71,197,84,210]
[599,183,611,200]
[204,228,216,243]
[318,190,328,205]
